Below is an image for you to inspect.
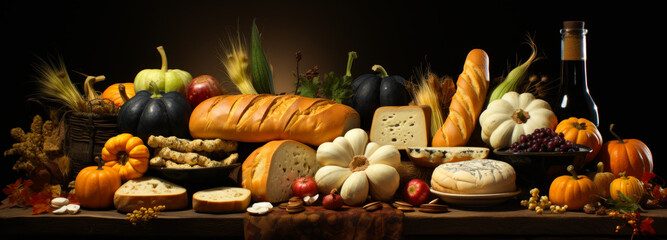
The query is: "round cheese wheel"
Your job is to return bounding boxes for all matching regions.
[431,159,516,194]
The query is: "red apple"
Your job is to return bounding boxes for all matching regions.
[186,75,223,108]
[292,177,318,198]
[402,179,430,206]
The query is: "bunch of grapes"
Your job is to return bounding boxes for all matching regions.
[508,128,577,152]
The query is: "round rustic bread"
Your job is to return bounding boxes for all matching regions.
[431,159,516,194]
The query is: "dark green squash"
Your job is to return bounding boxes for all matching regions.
[117,82,192,141]
[348,65,410,131]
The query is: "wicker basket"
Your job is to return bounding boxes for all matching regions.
[63,111,119,180]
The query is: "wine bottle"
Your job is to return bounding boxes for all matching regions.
[553,21,599,126]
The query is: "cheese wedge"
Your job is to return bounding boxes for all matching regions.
[406,147,490,168]
[241,140,319,203]
[431,159,516,194]
[370,105,431,150]
[192,187,251,213]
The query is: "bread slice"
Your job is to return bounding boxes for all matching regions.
[369,105,431,150]
[192,187,251,213]
[431,159,516,194]
[113,177,188,212]
[241,140,319,203]
[406,147,490,168]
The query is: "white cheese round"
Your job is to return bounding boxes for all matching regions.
[431,159,516,194]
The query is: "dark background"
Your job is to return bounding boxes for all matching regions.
[2,0,664,195]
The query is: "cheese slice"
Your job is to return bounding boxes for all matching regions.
[192,187,251,213]
[431,159,516,194]
[369,105,431,150]
[406,147,490,168]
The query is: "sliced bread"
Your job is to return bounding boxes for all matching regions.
[241,140,319,203]
[192,187,251,213]
[113,177,188,212]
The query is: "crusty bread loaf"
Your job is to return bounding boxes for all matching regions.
[370,105,431,150]
[113,177,188,212]
[192,187,251,213]
[189,94,360,146]
[241,140,319,203]
[432,49,490,147]
[431,159,516,194]
[406,146,490,168]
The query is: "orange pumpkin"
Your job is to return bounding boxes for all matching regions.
[587,162,616,199]
[610,171,644,204]
[597,124,653,179]
[75,157,122,209]
[101,83,135,107]
[549,165,598,210]
[101,133,150,181]
[555,117,602,163]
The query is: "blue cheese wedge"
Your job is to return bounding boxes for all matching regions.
[369,105,431,150]
[406,147,490,168]
[431,159,516,194]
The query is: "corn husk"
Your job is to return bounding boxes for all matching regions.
[486,37,539,105]
[250,19,274,94]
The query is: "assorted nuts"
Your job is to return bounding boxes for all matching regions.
[362,201,382,212]
[391,198,448,213]
[285,196,306,214]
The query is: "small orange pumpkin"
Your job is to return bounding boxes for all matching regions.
[610,171,644,204]
[555,117,602,163]
[75,157,122,209]
[587,162,616,199]
[101,83,135,107]
[101,133,150,181]
[549,165,598,210]
[597,124,653,179]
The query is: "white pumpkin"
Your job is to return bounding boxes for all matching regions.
[479,91,558,150]
[314,128,400,205]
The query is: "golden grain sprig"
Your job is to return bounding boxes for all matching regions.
[33,56,86,112]
[219,29,257,95]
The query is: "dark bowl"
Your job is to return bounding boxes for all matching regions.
[492,145,593,194]
[146,163,242,193]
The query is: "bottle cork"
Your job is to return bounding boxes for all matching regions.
[561,21,587,60]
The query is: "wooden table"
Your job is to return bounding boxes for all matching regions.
[2,199,666,240]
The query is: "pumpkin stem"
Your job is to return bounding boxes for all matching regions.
[148,81,163,99]
[330,188,338,195]
[512,109,531,124]
[371,65,389,78]
[567,165,578,180]
[596,161,604,173]
[573,121,587,130]
[349,155,370,172]
[95,156,104,170]
[345,51,358,77]
[619,171,628,179]
[118,84,130,103]
[609,124,625,144]
[157,46,168,72]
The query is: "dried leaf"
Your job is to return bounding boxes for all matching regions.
[640,217,656,235]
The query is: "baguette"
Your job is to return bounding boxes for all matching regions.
[113,177,188,212]
[189,94,360,146]
[431,49,490,147]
